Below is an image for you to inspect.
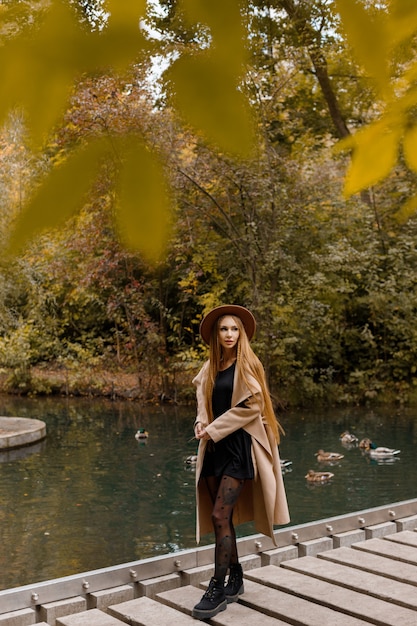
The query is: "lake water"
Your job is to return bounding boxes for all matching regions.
[0,396,415,591]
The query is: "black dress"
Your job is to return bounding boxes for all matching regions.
[201,363,254,480]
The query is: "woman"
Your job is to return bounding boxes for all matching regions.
[191,304,290,620]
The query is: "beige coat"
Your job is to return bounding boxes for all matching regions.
[192,361,290,545]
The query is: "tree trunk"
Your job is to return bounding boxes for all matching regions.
[278,0,371,207]
[278,0,349,139]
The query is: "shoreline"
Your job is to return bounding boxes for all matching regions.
[0,364,197,405]
[0,365,414,409]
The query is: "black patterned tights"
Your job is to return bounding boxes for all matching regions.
[205,475,246,584]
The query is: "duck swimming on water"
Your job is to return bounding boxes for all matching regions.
[362,441,400,458]
[305,469,334,482]
[340,431,358,444]
[359,438,372,449]
[135,428,149,440]
[315,450,344,463]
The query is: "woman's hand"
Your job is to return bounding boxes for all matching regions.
[194,422,211,440]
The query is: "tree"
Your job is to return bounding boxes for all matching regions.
[1,0,417,406]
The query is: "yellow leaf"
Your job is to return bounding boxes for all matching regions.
[395,194,417,223]
[0,1,145,145]
[344,120,400,196]
[0,2,79,145]
[181,0,246,70]
[103,0,147,70]
[91,28,146,73]
[403,125,417,172]
[333,133,355,155]
[105,0,147,25]
[335,0,389,95]
[402,63,417,89]
[169,53,255,157]
[116,138,171,260]
[8,138,109,255]
[388,0,417,46]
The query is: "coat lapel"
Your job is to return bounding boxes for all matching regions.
[232,370,272,455]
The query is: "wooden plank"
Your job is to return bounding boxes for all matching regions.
[156,584,201,616]
[353,538,417,565]
[235,578,370,626]
[210,601,289,626]
[158,580,370,626]
[157,585,289,626]
[319,546,417,586]
[56,609,126,626]
[156,584,290,625]
[384,530,417,548]
[109,596,196,625]
[282,555,417,610]
[245,565,417,625]
[0,608,36,626]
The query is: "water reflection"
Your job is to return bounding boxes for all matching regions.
[0,439,46,463]
[0,397,415,591]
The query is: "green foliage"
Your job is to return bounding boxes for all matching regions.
[0,321,34,370]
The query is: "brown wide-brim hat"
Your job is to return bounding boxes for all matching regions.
[199,305,256,345]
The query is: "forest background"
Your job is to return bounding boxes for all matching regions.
[0,0,416,408]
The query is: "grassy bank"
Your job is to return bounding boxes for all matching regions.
[0,364,198,405]
[1,364,416,409]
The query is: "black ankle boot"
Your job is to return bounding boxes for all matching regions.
[224,563,244,603]
[192,577,227,620]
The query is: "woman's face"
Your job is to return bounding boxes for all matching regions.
[218,315,240,351]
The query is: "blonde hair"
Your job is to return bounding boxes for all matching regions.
[204,314,283,443]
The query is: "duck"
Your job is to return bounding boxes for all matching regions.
[340,431,358,444]
[280,459,293,474]
[315,449,344,463]
[185,455,198,465]
[359,438,372,449]
[363,442,400,458]
[135,428,149,440]
[305,469,334,482]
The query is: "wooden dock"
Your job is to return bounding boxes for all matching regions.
[2,499,417,625]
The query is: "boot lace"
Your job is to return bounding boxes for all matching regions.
[203,578,220,599]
